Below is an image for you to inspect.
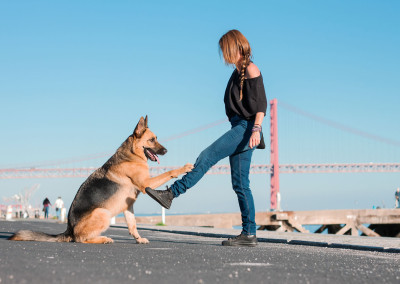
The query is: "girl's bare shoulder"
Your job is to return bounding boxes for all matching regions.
[246,62,261,78]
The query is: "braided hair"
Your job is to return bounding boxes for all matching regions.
[239,53,251,101]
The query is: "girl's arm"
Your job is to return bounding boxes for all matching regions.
[246,63,266,149]
[249,112,264,149]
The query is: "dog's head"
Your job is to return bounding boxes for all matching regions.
[132,116,167,163]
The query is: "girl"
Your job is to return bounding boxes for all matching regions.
[146,29,267,246]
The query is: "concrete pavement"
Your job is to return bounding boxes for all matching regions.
[130,223,400,253]
[0,220,399,284]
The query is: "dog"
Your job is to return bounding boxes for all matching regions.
[9,116,193,244]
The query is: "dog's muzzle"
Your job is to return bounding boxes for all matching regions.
[144,148,161,164]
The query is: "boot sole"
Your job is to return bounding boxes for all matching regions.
[145,187,171,209]
[222,241,258,247]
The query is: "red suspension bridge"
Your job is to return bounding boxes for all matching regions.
[2,163,399,179]
[1,99,400,210]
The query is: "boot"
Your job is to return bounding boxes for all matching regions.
[222,234,258,247]
[145,186,174,209]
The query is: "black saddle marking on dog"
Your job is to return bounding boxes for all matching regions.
[68,177,120,225]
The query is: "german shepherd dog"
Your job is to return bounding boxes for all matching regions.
[9,116,193,244]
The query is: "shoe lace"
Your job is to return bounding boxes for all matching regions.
[228,234,244,240]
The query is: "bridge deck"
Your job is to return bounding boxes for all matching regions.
[1,163,400,179]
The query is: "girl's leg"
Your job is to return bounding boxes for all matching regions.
[170,117,252,197]
[229,148,257,235]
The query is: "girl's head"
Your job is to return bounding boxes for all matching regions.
[218,29,251,66]
[219,29,252,100]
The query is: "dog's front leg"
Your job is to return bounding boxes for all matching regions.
[124,206,149,244]
[142,163,194,190]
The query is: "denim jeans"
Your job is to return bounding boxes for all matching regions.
[170,115,259,235]
[44,206,49,219]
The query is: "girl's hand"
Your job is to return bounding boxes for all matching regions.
[249,131,260,149]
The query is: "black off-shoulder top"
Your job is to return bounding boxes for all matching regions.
[224,68,268,121]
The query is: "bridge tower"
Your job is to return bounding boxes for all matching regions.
[270,98,280,211]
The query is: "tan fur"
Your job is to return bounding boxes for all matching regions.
[73,208,112,243]
[124,206,148,244]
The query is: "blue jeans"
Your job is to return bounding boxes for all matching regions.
[44,206,49,219]
[170,115,259,235]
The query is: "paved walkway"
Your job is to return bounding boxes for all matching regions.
[118,223,400,253]
[1,220,400,284]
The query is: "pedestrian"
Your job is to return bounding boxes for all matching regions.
[146,29,267,246]
[43,197,51,219]
[395,188,400,209]
[54,196,64,220]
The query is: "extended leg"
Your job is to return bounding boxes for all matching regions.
[146,116,255,210]
[141,163,193,192]
[124,206,149,244]
[170,122,251,197]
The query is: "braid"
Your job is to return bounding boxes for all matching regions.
[239,53,250,101]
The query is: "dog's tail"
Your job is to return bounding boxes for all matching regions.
[8,230,72,242]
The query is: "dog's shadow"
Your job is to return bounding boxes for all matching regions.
[0,232,14,239]
[0,232,220,247]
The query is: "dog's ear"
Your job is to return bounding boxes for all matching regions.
[144,115,148,128]
[134,116,146,138]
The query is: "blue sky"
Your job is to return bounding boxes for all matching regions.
[1,1,399,214]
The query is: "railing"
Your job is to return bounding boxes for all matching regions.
[1,163,400,179]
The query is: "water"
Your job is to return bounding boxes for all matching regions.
[235,225,324,233]
[124,212,328,234]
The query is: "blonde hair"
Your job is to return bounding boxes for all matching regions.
[219,29,252,100]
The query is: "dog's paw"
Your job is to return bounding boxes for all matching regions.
[183,163,194,173]
[103,237,114,244]
[135,237,149,244]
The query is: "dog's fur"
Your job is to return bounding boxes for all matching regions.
[9,116,193,244]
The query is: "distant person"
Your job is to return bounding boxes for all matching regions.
[395,188,400,209]
[146,29,267,247]
[43,198,51,219]
[54,196,64,220]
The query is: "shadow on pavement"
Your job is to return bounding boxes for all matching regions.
[153,239,222,247]
[0,232,14,239]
